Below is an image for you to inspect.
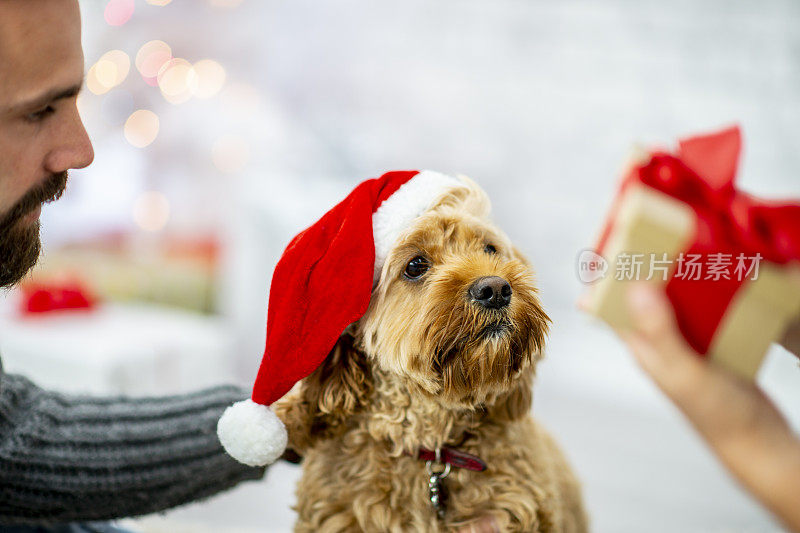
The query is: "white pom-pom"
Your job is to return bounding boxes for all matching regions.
[217,399,287,466]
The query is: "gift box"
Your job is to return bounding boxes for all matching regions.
[585,125,800,379]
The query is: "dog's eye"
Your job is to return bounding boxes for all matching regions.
[484,244,498,254]
[404,256,430,279]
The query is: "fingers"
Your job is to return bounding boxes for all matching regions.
[779,317,800,359]
[575,291,591,312]
[620,284,751,421]
[626,283,680,343]
[617,284,707,401]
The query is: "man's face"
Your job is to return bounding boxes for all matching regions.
[0,0,93,287]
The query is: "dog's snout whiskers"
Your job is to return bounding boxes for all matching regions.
[475,315,512,338]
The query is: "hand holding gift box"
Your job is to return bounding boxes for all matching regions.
[584,125,800,379]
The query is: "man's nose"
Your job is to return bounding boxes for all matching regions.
[44,104,94,173]
[468,276,512,309]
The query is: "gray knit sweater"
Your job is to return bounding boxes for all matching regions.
[0,359,265,525]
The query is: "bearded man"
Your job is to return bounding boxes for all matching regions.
[0,1,265,530]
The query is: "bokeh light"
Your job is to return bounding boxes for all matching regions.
[136,40,172,85]
[157,58,198,104]
[146,0,173,5]
[191,60,226,99]
[76,94,86,116]
[86,64,111,95]
[212,135,250,173]
[97,50,130,87]
[133,191,170,232]
[87,50,130,95]
[123,109,160,148]
[104,0,135,26]
[94,61,117,88]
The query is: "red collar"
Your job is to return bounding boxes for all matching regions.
[408,446,487,472]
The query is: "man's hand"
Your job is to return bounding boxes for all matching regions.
[619,284,800,532]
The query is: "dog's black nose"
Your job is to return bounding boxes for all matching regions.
[469,276,512,309]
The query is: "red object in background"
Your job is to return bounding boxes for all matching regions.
[20,281,98,315]
[596,125,800,356]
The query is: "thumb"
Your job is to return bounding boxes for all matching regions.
[621,283,706,395]
[626,283,695,356]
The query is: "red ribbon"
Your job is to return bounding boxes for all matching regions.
[597,126,800,355]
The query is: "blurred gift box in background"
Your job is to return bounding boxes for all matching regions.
[1,0,799,531]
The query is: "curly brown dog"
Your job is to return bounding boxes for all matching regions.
[275,178,587,532]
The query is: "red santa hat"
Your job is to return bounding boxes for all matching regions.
[217,169,464,466]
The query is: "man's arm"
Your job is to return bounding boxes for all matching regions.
[0,370,264,526]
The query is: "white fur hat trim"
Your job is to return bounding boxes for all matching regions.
[217,399,288,467]
[372,170,462,283]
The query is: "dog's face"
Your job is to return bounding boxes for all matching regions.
[357,180,549,408]
[280,180,550,451]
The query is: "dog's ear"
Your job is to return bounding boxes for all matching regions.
[488,367,533,422]
[304,333,372,425]
[429,175,491,218]
[274,333,372,455]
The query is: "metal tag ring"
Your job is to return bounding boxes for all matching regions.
[425,460,451,479]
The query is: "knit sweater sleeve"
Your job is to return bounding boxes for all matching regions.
[0,367,265,526]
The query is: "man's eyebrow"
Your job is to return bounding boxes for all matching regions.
[9,82,83,113]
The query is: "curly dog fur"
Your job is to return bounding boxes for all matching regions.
[274,178,587,532]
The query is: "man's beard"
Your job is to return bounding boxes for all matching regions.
[0,171,68,288]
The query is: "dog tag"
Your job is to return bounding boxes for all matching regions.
[428,472,448,519]
[426,457,451,520]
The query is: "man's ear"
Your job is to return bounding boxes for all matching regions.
[274,334,372,455]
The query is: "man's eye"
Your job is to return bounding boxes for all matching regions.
[27,106,55,122]
[404,256,430,280]
[484,244,498,254]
